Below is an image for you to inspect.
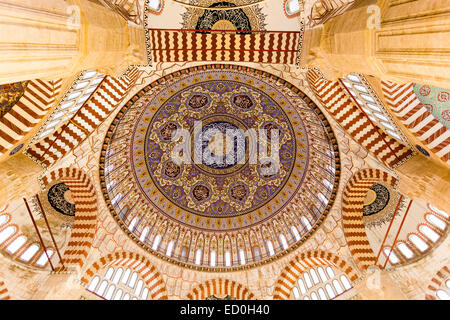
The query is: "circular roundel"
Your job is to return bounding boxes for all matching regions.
[100,65,340,271]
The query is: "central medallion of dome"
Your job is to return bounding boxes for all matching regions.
[100,65,340,270]
[138,78,300,219]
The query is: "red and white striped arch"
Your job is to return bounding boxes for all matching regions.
[342,168,398,271]
[186,278,256,300]
[81,251,168,300]
[41,167,98,271]
[273,250,359,300]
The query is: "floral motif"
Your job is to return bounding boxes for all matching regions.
[438,91,449,102]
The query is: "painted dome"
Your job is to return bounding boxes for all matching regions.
[100,65,340,270]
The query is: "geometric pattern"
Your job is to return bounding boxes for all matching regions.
[81,251,168,300]
[414,84,450,130]
[0,280,10,300]
[0,79,62,157]
[186,279,256,300]
[425,265,450,300]
[146,29,301,64]
[342,169,398,271]
[308,69,414,168]
[41,167,98,271]
[99,63,341,270]
[382,81,450,165]
[273,250,360,300]
[25,67,140,167]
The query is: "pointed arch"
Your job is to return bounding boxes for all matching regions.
[81,251,168,300]
[342,168,398,271]
[186,279,256,300]
[41,167,98,270]
[273,250,359,300]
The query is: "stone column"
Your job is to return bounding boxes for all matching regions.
[301,0,450,89]
[0,0,146,84]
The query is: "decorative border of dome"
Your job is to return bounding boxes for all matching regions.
[99,64,341,272]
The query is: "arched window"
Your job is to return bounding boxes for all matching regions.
[113,289,123,300]
[333,280,344,295]
[96,280,108,296]
[166,241,174,257]
[309,269,320,285]
[317,288,327,300]
[121,268,131,285]
[7,235,27,254]
[291,226,300,241]
[322,179,333,190]
[301,217,312,232]
[37,70,105,140]
[279,234,288,250]
[253,247,260,261]
[292,286,300,299]
[105,267,114,280]
[152,235,161,251]
[112,268,123,284]
[128,216,138,231]
[195,249,202,265]
[88,276,100,292]
[134,280,143,296]
[326,266,335,278]
[129,272,138,288]
[181,247,187,261]
[318,192,327,206]
[89,267,151,300]
[325,284,336,299]
[436,289,450,300]
[419,225,440,242]
[0,226,16,244]
[210,250,216,267]
[225,251,231,267]
[285,0,300,16]
[141,288,149,300]
[297,279,307,295]
[383,247,400,264]
[20,243,40,262]
[36,249,54,266]
[409,234,429,252]
[239,249,246,265]
[0,215,8,226]
[318,267,328,282]
[104,285,115,300]
[148,0,163,12]
[341,74,405,142]
[140,227,149,242]
[266,240,275,256]
[429,205,449,218]
[291,266,355,300]
[426,214,446,230]
[397,243,414,259]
